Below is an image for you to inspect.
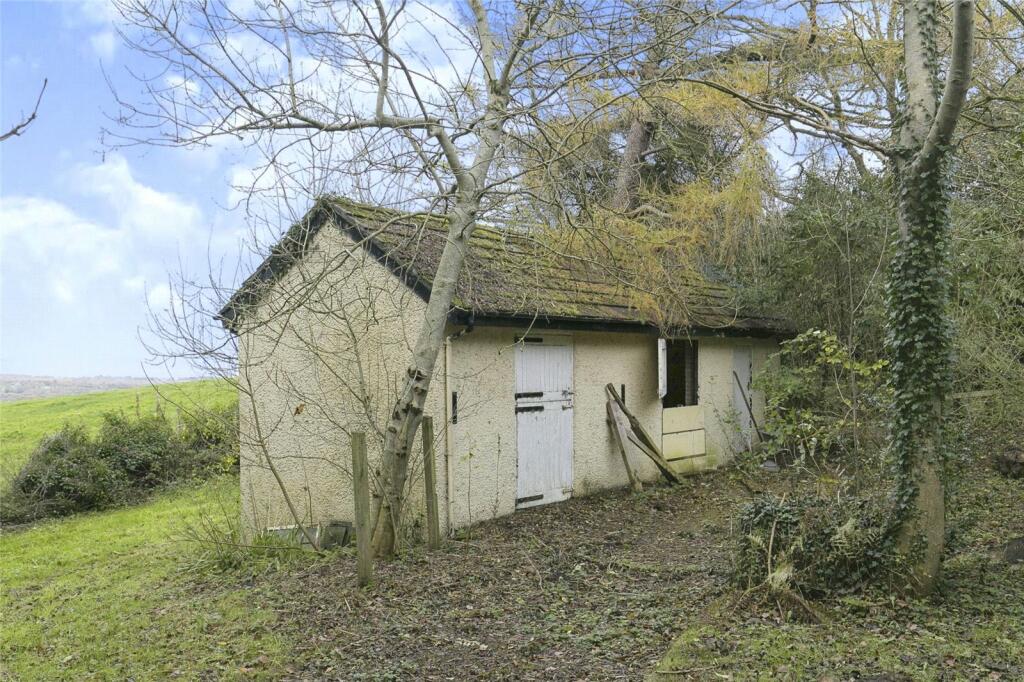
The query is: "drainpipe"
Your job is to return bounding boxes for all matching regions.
[442,313,474,536]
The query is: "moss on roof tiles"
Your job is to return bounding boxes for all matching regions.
[220,195,789,335]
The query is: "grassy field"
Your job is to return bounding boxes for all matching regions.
[0,379,236,486]
[0,478,296,680]
[1,380,301,680]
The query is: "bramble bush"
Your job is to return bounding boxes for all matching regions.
[732,331,911,604]
[732,492,902,602]
[0,404,238,523]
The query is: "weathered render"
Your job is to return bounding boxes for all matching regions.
[236,226,446,538]
[444,328,776,531]
[223,198,787,540]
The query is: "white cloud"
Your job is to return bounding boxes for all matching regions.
[63,0,121,61]
[146,282,175,312]
[164,74,201,97]
[1,196,122,304]
[0,156,204,306]
[51,278,77,304]
[123,275,146,292]
[89,30,118,61]
[75,0,121,24]
[73,155,203,239]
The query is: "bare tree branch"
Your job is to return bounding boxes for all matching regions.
[0,78,47,142]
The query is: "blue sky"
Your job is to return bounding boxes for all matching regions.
[1,0,254,377]
[0,0,813,379]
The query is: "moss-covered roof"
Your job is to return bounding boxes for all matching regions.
[219,196,790,336]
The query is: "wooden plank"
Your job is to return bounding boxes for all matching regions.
[732,370,765,442]
[350,432,373,587]
[663,430,707,459]
[607,401,643,492]
[605,384,679,485]
[663,405,704,434]
[421,416,441,550]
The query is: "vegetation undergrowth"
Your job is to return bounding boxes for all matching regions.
[733,321,1023,605]
[0,379,235,485]
[0,381,238,523]
[179,493,326,577]
[656,464,1023,681]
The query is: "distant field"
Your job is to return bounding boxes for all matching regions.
[0,374,159,402]
[0,379,236,486]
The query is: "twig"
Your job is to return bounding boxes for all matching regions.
[0,78,47,142]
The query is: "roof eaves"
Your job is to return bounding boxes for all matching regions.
[217,199,335,331]
[330,203,434,305]
[448,309,793,338]
[218,197,438,333]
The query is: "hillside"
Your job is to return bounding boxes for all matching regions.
[0,379,235,486]
[0,374,163,402]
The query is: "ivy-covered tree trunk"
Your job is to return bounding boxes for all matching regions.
[885,0,974,593]
[886,165,953,591]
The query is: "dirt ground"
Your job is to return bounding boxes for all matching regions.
[244,464,1022,681]
[267,474,744,681]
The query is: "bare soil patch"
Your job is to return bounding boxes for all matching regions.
[268,474,745,681]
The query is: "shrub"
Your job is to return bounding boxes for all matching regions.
[756,329,889,467]
[181,507,306,575]
[732,492,901,599]
[94,412,188,488]
[1,405,238,524]
[2,425,131,522]
[177,404,239,472]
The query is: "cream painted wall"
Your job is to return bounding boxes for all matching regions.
[696,337,777,466]
[237,225,448,540]
[237,224,780,538]
[444,328,665,531]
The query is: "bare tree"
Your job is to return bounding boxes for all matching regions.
[116,0,692,557]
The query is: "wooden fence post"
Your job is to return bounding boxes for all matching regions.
[350,432,372,587]
[422,417,441,550]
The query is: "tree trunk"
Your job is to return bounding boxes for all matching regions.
[369,210,472,557]
[887,168,953,592]
[611,58,660,213]
[370,88,510,557]
[611,115,655,212]
[886,0,974,593]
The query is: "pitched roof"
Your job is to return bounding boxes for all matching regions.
[219,196,790,336]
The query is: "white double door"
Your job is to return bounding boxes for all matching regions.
[514,337,574,509]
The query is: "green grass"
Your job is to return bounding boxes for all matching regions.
[0,380,300,680]
[0,477,294,680]
[0,379,235,486]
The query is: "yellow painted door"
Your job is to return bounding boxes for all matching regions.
[662,405,707,474]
